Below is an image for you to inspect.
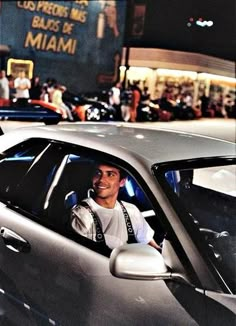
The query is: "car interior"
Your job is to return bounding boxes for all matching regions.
[45,158,95,230]
[166,168,236,234]
[0,142,166,254]
[43,154,166,246]
[164,167,236,292]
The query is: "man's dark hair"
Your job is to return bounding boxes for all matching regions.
[119,168,127,180]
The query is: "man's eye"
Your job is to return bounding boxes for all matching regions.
[94,170,102,177]
[107,172,115,177]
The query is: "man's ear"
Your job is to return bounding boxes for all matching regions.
[119,178,126,188]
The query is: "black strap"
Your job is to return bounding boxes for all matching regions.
[119,201,137,244]
[80,201,137,244]
[80,202,105,243]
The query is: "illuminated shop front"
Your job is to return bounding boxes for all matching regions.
[120,48,236,105]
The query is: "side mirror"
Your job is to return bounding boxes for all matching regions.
[110,243,170,280]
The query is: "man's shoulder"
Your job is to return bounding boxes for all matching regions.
[73,198,95,212]
[71,201,94,224]
[72,203,87,214]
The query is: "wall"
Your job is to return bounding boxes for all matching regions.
[0,0,126,93]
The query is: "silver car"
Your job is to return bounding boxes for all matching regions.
[0,123,235,325]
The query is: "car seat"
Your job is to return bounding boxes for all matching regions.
[45,160,94,231]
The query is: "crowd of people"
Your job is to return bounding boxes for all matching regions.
[107,81,236,122]
[108,81,142,122]
[0,70,74,121]
[0,69,235,122]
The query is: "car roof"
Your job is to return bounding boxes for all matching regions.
[1,122,235,167]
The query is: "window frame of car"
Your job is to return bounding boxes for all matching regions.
[0,137,199,286]
[0,138,50,205]
[153,156,236,294]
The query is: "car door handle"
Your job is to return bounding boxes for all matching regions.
[0,227,31,253]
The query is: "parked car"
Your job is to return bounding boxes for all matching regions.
[63,91,115,121]
[0,123,235,325]
[0,98,62,124]
[136,99,174,122]
[136,100,159,121]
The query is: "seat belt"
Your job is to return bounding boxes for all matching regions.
[119,201,137,244]
[80,201,137,245]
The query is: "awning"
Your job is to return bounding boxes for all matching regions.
[0,45,10,55]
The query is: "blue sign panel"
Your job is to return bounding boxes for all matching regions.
[0,1,126,93]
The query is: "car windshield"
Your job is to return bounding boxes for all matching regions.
[154,159,236,293]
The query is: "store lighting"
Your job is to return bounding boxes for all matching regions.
[198,73,236,84]
[129,67,152,76]
[156,69,198,79]
[119,66,235,88]
[120,66,153,81]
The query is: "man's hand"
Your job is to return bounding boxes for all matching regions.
[18,84,29,90]
[148,239,162,252]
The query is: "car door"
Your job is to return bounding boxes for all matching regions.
[152,161,236,324]
[0,139,112,324]
[0,139,214,325]
[0,203,213,326]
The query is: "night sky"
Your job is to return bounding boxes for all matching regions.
[126,0,235,61]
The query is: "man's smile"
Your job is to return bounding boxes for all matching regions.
[95,184,108,189]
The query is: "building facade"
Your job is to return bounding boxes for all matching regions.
[0,0,126,93]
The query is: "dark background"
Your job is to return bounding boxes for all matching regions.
[125,0,236,61]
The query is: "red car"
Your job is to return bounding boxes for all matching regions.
[0,98,63,124]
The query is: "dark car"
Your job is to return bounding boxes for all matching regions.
[63,91,115,121]
[0,123,235,325]
[0,98,62,125]
[136,100,160,121]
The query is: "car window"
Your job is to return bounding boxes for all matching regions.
[159,162,236,293]
[12,143,69,218]
[43,153,96,231]
[44,153,158,218]
[1,140,166,257]
[40,150,165,254]
[0,139,49,203]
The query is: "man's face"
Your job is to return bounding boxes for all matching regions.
[19,71,25,79]
[92,164,125,200]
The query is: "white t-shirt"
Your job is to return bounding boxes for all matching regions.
[109,86,120,106]
[0,77,9,99]
[52,89,63,107]
[71,198,154,249]
[14,77,31,98]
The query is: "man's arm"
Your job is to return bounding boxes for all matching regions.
[130,204,162,252]
[70,204,94,239]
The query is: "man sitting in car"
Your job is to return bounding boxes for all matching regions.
[70,162,161,251]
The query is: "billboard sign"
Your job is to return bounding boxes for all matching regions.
[0,1,126,92]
